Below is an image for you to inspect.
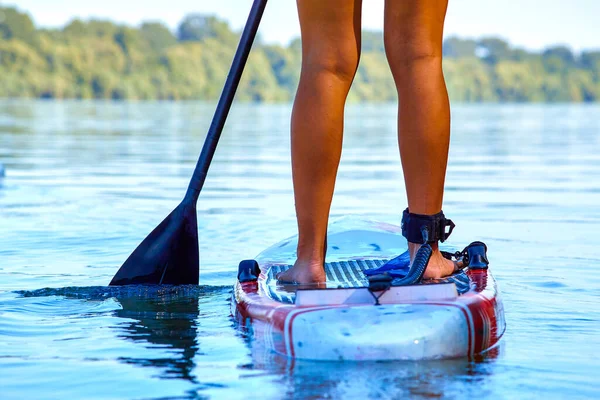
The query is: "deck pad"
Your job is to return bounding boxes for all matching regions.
[267,259,388,288]
[265,258,471,304]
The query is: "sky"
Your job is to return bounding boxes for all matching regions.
[4,0,600,52]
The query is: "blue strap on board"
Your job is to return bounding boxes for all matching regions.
[362,250,411,278]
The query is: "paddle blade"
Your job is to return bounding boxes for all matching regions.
[109,202,199,286]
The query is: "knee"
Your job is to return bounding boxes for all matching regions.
[301,44,360,85]
[384,31,442,72]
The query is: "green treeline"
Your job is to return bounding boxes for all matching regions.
[1,6,600,102]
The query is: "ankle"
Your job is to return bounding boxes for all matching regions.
[296,249,324,265]
[296,238,326,264]
[407,241,439,259]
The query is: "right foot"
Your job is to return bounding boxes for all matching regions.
[276,260,326,284]
[408,242,460,280]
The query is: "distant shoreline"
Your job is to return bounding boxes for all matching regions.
[1,6,599,103]
[3,98,599,107]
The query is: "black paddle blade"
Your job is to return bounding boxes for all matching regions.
[109,202,199,286]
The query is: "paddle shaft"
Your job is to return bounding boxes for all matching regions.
[185,0,268,203]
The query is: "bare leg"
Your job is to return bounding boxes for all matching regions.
[277,0,362,284]
[384,0,456,278]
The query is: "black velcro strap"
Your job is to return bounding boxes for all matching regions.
[401,208,455,244]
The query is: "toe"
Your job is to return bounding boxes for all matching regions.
[276,269,296,284]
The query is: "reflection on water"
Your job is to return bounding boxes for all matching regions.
[115,293,200,382]
[1,100,600,399]
[247,330,501,399]
[7,286,238,398]
[272,356,498,399]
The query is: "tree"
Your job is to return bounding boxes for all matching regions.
[86,19,120,37]
[443,37,477,58]
[140,22,176,53]
[114,27,144,56]
[543,46,575,64]
[263,44,300,92]
[362,31,385,53]
[0,6,37,46]
[477,37,512,64]
[62,18,122,40]
[580,51,600,69]
[177,15,237,46]
[63,19,87,37]
[542,46,575,73]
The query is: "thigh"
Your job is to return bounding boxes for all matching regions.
[383,0,448,59]
[297,0,363,74]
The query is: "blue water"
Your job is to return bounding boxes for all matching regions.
[1,100,599,399]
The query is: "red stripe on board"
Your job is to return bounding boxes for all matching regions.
[422,302,474,356]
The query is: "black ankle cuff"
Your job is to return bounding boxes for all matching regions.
[401,208,455,244]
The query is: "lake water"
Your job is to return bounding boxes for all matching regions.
[1,100,599,399]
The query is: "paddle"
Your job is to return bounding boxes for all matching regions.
[110,0,269,285]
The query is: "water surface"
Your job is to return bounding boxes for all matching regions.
[1,100,599,399]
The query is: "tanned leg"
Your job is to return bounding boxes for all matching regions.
[384,0,456,278]
[277,0,363,284]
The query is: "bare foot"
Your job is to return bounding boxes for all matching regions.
[276,260,326,284]
[408,242,461,279]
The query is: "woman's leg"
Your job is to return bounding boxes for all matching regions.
[384,0,456,278]
[277,0,362,284]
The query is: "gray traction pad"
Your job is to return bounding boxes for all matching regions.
[267,259,388,288]
[265,259,471,304]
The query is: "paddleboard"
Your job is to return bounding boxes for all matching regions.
[232,218,505,361]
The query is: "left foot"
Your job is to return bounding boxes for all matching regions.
[276,259,326,284]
